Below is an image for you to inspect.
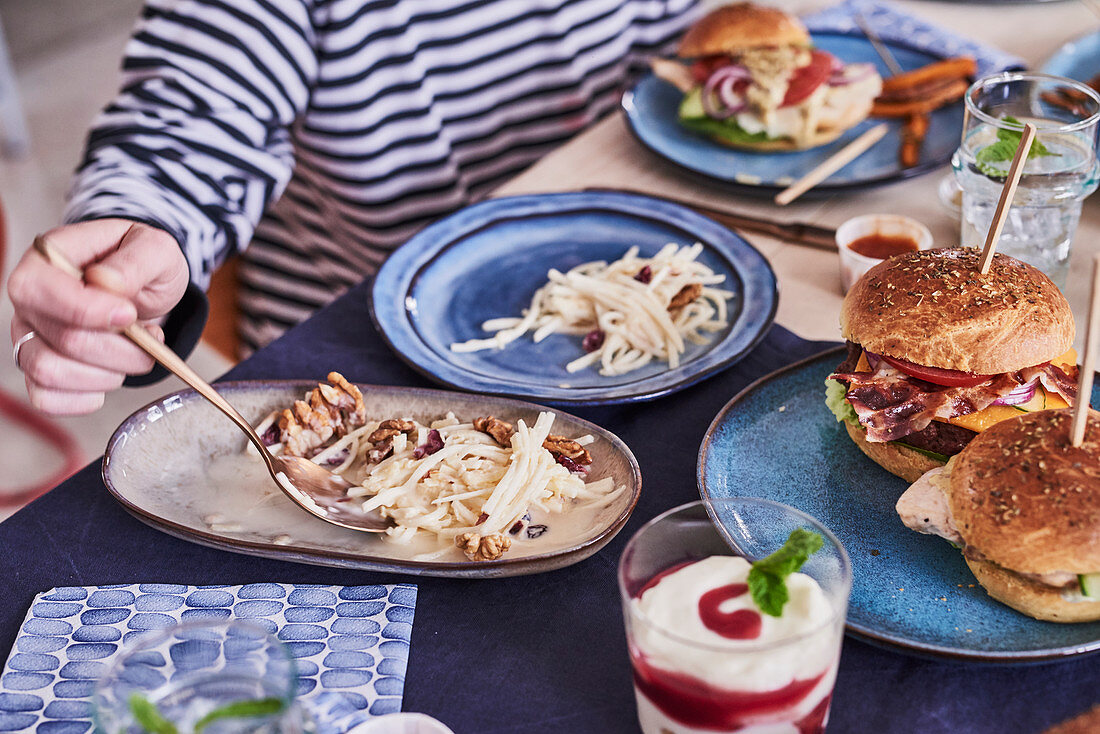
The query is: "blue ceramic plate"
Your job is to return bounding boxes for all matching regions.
[698,347,1100,663]
[1042,29,1100,83]
[623,32,965,195]
[370,192,777,405]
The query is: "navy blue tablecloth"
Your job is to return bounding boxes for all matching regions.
[1,278,1096,733]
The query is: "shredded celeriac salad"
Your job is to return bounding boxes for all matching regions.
[253,408,621,560]
[450,243,734,376]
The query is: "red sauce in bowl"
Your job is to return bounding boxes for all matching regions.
[847,234,919,259]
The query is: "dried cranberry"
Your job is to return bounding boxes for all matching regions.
[634,265,652,284]
[509,520,525,535]
[476,513,489,526]
[413,429,444,459]
[526,524,548,539]
[582,329,605,353]
[323,448,349,467]
[261,424,280,446]
[556,454,589,475]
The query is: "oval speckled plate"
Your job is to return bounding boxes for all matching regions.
[698,347,1100,663]
[103,381,640,578]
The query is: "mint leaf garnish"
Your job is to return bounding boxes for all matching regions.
[975,115,1056,178]
[128,693,178,734]
[194,697,286,733]
[747,528,824,617]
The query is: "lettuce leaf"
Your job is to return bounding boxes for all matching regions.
[824,378,859,425]
[678,116,773,146]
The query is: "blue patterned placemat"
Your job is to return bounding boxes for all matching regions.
[0,583,417,733]
[804,0,1026,77]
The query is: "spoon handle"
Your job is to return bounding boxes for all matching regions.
[32,235,273,461]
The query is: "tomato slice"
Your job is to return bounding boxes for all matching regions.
[879,354,993,387]
[782,49,835,107]
[691,56,731,84]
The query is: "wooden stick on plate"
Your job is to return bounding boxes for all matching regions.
[1071,254,1100,446]
[774,123,888,206]
[979,122,1036,274]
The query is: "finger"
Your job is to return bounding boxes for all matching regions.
[83,223,189,321]
[34,219,142,269]
[18,334,127,392]
[24,377,106,416]
[28,315,157,375]
[8,251,137,331]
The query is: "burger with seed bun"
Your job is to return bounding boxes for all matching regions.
[825,248,1079,483]
[896,409,1100,622]
[674,3,882,150]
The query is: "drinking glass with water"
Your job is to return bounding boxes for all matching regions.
[92,620,312,733]
[952,73,1100,289]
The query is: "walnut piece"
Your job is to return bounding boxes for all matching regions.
[669,283,702,310]
[367,436,394,464]
[455,532,511,561]
[278,372,367,457]
[367,419,416,444]
[543,435,592,465]
[473,416,514,446]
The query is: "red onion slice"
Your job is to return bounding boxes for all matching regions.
[992,378,1039,407]
[828,63,876,87]
[702,65,750,119]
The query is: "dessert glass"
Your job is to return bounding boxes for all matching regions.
[618,499,851,734]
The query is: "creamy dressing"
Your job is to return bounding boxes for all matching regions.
[134,451,629,564]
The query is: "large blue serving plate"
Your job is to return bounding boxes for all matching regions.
[370,192,777,405]
[699,347,1100,663]
[1042,29,1100,83]
[623,32,966,195]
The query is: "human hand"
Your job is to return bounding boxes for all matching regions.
[7,219,190,414]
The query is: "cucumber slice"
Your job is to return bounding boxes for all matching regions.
[1079,573,1100,598]
[679,87,706,120]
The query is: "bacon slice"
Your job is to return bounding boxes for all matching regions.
[831,355,1076,443]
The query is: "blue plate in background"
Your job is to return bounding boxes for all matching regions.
[370,192,777,405]
[699,347,1100,662]
[1042,29,1100,83]
[623,32,965,195]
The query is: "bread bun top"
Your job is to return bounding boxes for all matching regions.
[840,248,1074,374]
[678,3,811,58]
[950,409,1100,575]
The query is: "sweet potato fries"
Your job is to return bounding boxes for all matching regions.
[871,56,976,168]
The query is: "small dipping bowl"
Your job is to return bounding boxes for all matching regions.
[836,214,934,292]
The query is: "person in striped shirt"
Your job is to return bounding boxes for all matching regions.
[8,0,697,414]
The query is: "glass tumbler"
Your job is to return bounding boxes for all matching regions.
[952,72,1100,289]
[618,499,851,734]
[93,619,310,734]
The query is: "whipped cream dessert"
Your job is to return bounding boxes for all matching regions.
[628,556,840,734]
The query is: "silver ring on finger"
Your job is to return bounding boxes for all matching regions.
[12,330,37,371]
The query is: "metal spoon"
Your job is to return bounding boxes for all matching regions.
[33,235,391,533]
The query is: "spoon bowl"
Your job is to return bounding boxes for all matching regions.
[34,235,391,533]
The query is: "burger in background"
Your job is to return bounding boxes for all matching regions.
[896,408,1100,622]
[675,3,882,150]
[826,248,1079,482]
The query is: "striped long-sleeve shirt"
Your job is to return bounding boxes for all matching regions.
[64,0,699,355]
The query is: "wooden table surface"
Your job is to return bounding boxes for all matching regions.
[495,0,1100,349]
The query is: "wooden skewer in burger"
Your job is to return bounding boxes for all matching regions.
[825,123,1082,483]
[895,254,1100,622]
